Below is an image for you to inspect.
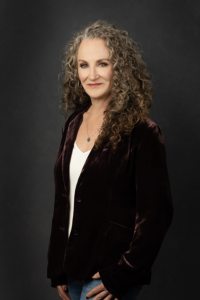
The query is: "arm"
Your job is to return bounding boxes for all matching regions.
[99,123,173,299]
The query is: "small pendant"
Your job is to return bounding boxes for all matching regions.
[87,137,91,142]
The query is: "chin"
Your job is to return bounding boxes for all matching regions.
[86,89,107,95]
[88,93,107,99]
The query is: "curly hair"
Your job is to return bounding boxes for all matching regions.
[59,19,155,152]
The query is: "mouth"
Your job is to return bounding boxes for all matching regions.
[87,83,103,87]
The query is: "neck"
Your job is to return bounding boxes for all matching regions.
[87,95,111,117]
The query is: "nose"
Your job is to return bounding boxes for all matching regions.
[88,66,99,80]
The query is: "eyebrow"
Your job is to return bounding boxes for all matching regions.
[78,59,110,62]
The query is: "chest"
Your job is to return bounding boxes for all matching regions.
[75,112,104,153]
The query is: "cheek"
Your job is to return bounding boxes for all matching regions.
[103,67,113,81]
[78,69,85,82]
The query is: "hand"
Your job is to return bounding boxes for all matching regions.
[57,284,71,300]
[86,272,119,300]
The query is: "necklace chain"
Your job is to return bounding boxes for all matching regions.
[86,110,102,142]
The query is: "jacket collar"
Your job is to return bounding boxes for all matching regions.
[62,101,110,194]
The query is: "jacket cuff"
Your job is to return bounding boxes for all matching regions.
[99,264,129,300]
[50,273,68,288]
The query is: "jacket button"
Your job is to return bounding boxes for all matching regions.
[74,229,79,235]
[76,196,82,202]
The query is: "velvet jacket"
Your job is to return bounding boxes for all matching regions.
[47,101,173,300]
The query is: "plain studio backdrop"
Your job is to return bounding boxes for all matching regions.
[0,0,199,299]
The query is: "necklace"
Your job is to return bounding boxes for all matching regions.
[86,111,102,142]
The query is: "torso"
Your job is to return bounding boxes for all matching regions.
[75,111,104,153]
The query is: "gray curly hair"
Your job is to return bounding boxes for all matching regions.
[59,19,154,152]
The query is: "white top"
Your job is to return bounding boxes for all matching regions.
[68,141,92,237]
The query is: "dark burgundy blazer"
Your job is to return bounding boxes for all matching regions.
[47,101,173,299]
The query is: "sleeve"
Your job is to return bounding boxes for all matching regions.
[51,273,68,288]
[47,109,77,286]
[47,121,69,288]
[99,123,174,300]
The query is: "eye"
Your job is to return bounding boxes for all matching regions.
[80,62,108,68]
[99,62,108,67]
[80,64,87,68]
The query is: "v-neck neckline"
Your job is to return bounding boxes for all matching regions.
[75,140,92,154]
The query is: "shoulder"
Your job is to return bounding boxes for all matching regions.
[131,117,165,147]
[62,103,89,134]
[142,117,164,138]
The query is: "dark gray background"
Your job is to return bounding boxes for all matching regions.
[0,0,199,299]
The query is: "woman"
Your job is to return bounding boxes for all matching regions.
[47,20,173,300]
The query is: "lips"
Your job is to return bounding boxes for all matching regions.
[87,83,103,87]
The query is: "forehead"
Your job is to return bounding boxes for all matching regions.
[77,39,110,59]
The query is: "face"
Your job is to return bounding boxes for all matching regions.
[77,38,113,101]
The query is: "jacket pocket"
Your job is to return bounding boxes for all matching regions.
[98,221,134,270]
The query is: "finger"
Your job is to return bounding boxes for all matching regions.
[96,272,101,278]
[92,272,101,279]
[57,286,71,300]
[92,290,109,300]
[58,290,70,300]
[86,283,105,298]
[62,284,68,292]
[103,294,114,300]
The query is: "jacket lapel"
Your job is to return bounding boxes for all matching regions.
[62,102,109,195]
